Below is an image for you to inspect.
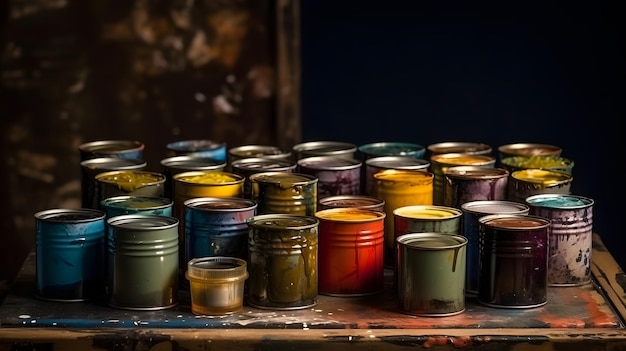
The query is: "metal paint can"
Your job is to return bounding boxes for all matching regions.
[508,169,573,203]
[525,194,594,286]
[79,140,145,161]
[478,214,550,309]
[318,195,385,211]
[184,197,257,263]
[292,140,357,160]
[249,172,318,215]
[297,156,362,200]
[500,155,574,175]
[426,141,493,158]
[357,142,426,160]
[95,170,166,208]
[429,153,496,206]
[228,144,292,166]
[315,208,385,296]
[107,215,179,310]
[497,143,562,162]
[160,155,227,200]
[231,157,297,199]
[396,233,467,316]
[166,139,227,161]
[373,169,434,266]
[443,166,509,208]
[35,208,106,301]
[364,156,430,196]
[247,214,319,309]
[100,195,173,218]
[80,157,147,209]
[460,200,530,296]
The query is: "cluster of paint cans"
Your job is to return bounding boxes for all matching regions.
[34,139,594,317]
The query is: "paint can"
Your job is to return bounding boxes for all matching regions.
[166,139,227,161]
[231,157,297,199]
[443,166,509,208]
[497,143,562,162]
[318,195,385,211]
[525,194,594,286]
[34,208,106,301]
[95,170,166,208]
[184,197,257,263]
[80,157,147,209]
[426,141,493,158]
[292,140,357,160]
[396,233,467,316]
[500,155,574,175]
[249,172,318,215]
[315,208,385,296]
[247,214,319,309]
[100,195,173,218]
[297,156,362,200]
[228,144,292,166]
[507,169,573,203]
[478,214,550,309]
[364,156,430,196]
[357,141,426,160]
[429,153,496,205]
[160,155,227,199]
[79,140,145,161]
[373,169,434,266]
[107,214,179,310]
[460,200,530,296]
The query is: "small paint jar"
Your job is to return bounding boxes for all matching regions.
[364,156,430,196]
[35,208,106,301]
[426,141,493,158]
[508,169,573,203]
[443,166,509,208]
[357,141,426,160]
[249,172,318,216]
[166,139,227,161]
[525,194,594,286]
[79,140,145,161]
[315,208,385,296]
[231,157,297,199]
[107,215,179,310]
[500,155,574,175]
[396,233,467,316]
[429,153,496,205]
[478,214,550,309]
[247,214,319,310]
[297,156,362,200]
[80,157,147,209]
[95,170,166,206]
[318,195,385,211]
[460,200,530,296]
[100,195,173,218]
[292,140,357,160]
[160,155,227,199]
[186,256,249,315]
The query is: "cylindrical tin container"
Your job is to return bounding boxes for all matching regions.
[35,208,106,301]
[429,153,496,206]
[80,157,147,209]
[184,197,257,263]
[166,139,227,161]
[292,140,357,160]
[426,141,493,158]
[497,143,562,162]
[107,215,179,310]
[160,155,227,200]
[231,157,297,199]
[500,155,574,175]
[443,166,509,208]
[186,256,249,315]
[364,156,430,196]
[247,214,319,310]
[357,142,426,160]
[478,214,550,309]
[396,233,467,316]
[315,208,385,296]
[318,195,385,211]
[297,156,361,200]
[373,169,434,266]
[249,172,318,216]
[525,194,594,286]
[228,144,292,165]
[95,170,166,208]
[460,200,530,296]
[100,195,173,218]
[79,140,145,161]
[508,169,573,203]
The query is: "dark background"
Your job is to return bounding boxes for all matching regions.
[300,2,624,268]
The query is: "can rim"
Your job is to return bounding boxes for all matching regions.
[34,208,106,222]
[315,208,386,222]
[461,200,530,215]
[396,232,467,250]
[525,193,594,209]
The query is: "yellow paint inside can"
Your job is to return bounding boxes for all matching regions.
[395,206,460,219]
[316,208,383,221]
[512,169,572,187]
[96,171,164,192]
[178,171,240,184]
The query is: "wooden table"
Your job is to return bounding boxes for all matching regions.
[1,233,625,350]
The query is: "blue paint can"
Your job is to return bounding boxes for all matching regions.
[79,140,145,161]
[35,208,107,301]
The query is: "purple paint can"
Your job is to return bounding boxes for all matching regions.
[443,166,509,208]
[297,156,361,200]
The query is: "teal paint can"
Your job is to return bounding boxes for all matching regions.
[100,195,173,218]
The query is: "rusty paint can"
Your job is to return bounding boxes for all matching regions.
[443,166,509,208]
[460,200,530,296]
[160,155,227,199]
[166,139,227,161]
[426,141,493,158]
[318,195,385,211]
[500,155,574,175]
[396,233,467,316]
[525,194,594,286]
[364,156,430,196]
[95,170,166,209]
[508,169,573,203]
[357,141,426,160]
[249,172,318,216]
[478,214,550,308]
[292,140,357,160]
[315,208,385,296]
[80,157,147,209]
[79,140,145,161]
[497,143,562,162]
[247,214,319,309]
[231,157,297,199]
[297,156,362,200]
[429,153,496,206]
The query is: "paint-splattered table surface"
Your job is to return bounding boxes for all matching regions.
[1,233,625,350]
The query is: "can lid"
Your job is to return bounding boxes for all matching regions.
[297,156,361,170]
[184,197,257,211]
[81,157,147,170]
[35,208,106,222]
[319,195,385,209]
[479,214,550,230]
[229,145,290,158]
[231,157,296,171]
[79,140,144,155]
[444,166,509,179]
[107,214,178,229]
[160,155,226,170]
[397,233,467,250]
[461,200,530,215]
[100,195,173,210]
[525,194,594,209]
